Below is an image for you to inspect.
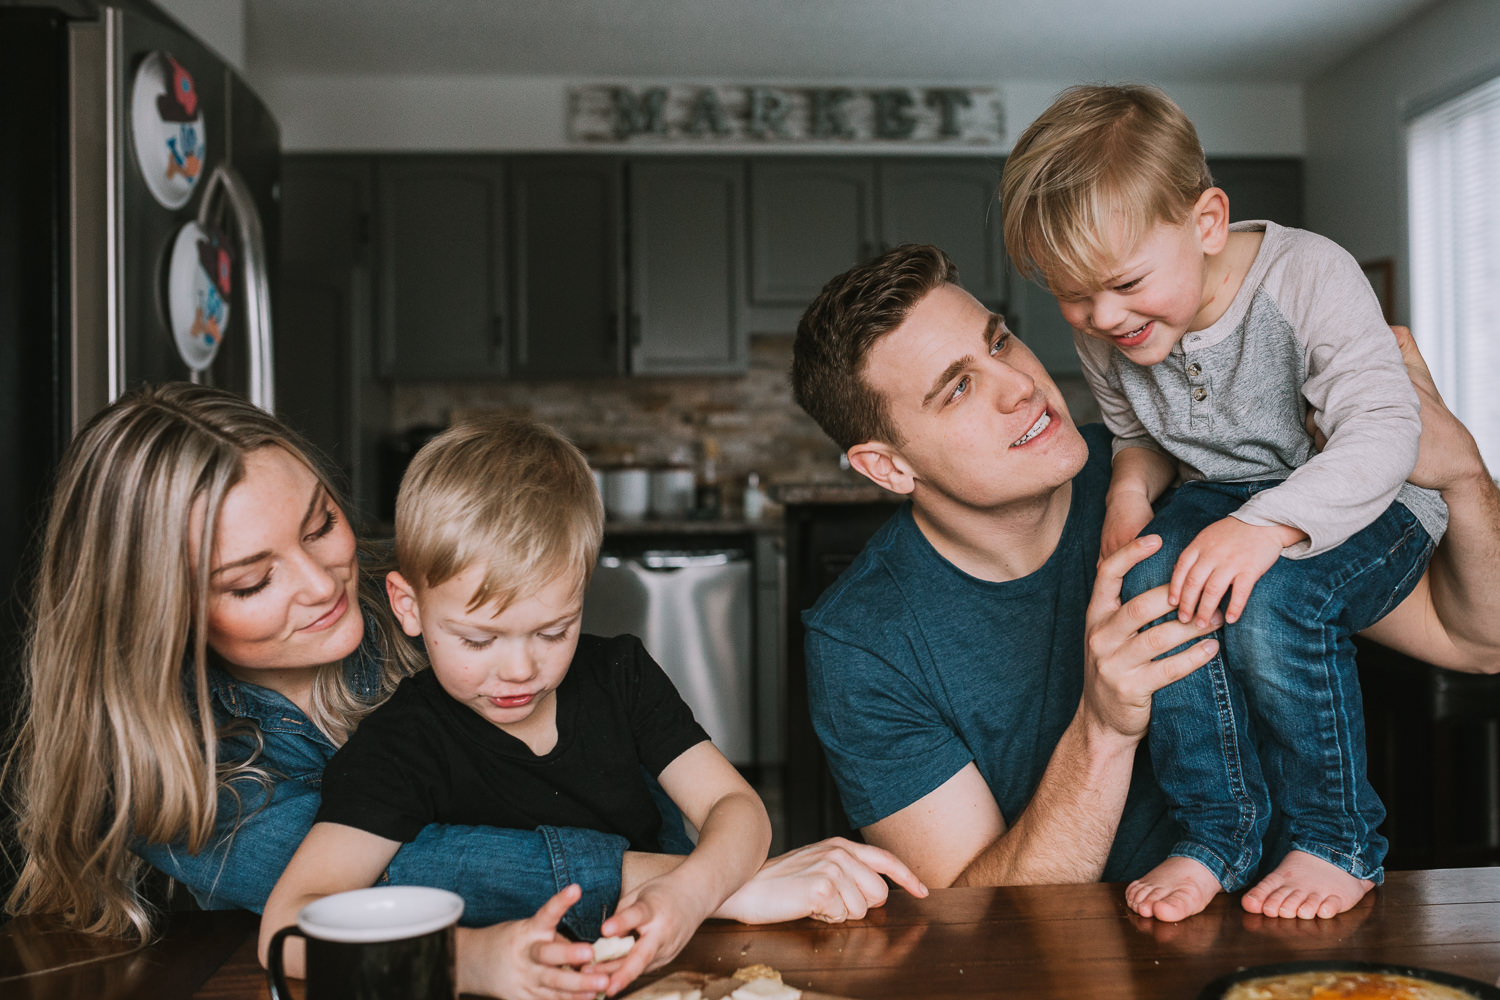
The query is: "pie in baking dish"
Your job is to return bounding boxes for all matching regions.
[1223,970,1480,999]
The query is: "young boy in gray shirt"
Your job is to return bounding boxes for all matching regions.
[1001,83,1446,923]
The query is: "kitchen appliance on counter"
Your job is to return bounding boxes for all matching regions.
[581,546,754,766]
[603,466,651,521]
[1,0,282,890]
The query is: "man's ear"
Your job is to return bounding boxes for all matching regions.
[1193,187,1230,255]
[847,442,917,496]
[385,570,425,638]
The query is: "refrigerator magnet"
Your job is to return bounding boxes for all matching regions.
[166,220,232,372]
[130,50,207,209]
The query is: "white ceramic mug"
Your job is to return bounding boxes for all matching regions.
[650,466,697,518]
[266,886,464,1000]
[605,467,650,520]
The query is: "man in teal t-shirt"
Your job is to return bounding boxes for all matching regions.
[789,243,1500,897]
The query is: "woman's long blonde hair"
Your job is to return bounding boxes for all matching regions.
[4,383,414,940]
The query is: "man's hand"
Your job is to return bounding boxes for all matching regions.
[715,837,928,924]
[1307,326,1486,493]
[1170,517,1302,626]
[1392,325,1489,492]
[1082,534,1223,744]
[455,884,606,1000]
[1353,326,1500,671]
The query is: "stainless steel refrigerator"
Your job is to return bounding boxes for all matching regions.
[1,0,280,890]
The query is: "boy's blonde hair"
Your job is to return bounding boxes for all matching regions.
[1000,83,1214,292]
[395,415,603,613]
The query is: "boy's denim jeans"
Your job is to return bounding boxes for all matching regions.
[1123,480,1435,890]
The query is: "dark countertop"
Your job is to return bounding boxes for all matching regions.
[770,481,904,505]
[604,515,782,537]
[367,516,782,546]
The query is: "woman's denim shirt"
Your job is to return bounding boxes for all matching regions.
[131,614,634,939]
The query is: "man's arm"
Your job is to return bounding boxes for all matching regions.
[861,764,1006,888]
[862,749,1137,889]
[864,536,1222,887]
[1355,327,1500,672]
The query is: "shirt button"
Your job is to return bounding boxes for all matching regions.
[1192,387,1208,402]
[1187,363,1202,377]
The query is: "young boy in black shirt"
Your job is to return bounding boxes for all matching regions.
[260,415,771,997]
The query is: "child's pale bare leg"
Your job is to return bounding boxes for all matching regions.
[1125,856,1223,922]
[1241,850,1374,919]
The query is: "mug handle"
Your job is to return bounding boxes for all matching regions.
[265,924,307,1000]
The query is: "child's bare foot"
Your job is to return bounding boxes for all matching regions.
[1125,856,1223,922]
[1241,850,1374,919]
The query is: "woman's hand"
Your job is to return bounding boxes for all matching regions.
[715,837,927,924]
[455,884,606,1000]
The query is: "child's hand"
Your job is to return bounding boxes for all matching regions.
[1100,493,1156,565]
[596,877,707,996]
[1171,517,1294,626]
[457,884,606,1000]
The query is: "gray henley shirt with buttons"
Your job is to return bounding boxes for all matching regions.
[1073,220,1447,558]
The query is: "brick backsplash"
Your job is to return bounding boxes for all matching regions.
[391,334,1102,505]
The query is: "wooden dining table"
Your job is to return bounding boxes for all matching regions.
[4,867,1499,999]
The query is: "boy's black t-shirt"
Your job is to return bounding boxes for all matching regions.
[316,633,710,851]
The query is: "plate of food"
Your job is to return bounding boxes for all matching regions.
[622,964,855,1000]
[1197,960,1500,999]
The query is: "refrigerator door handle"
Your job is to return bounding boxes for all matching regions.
[198,164,275,412]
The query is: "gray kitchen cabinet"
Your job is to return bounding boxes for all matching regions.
[746,157,1006,330]
[278,155,389,523]
[747,159,877,322]
[879,158,1007,309]
[509,156,626,377]
[376,157,509,378]
[629,158,747,374]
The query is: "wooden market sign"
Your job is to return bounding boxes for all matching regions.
[569,84,1005,147]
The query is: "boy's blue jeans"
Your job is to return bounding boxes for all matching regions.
[1124,480,1435,891]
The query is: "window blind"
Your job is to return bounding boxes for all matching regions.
[1407,74,1500,473]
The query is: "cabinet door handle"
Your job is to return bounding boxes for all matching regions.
[628,314,642,349]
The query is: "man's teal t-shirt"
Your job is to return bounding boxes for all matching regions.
[802,422,1179,882]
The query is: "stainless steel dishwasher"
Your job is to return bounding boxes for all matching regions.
[581,547,753,765]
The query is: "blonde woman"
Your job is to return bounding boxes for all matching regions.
[4,383,923,991]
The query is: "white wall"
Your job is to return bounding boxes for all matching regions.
[151,0,246,72]
[253,74,1303,156]
[139,2,1306,155]
[1304,0,1500,325]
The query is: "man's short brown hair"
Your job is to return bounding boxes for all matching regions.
[791,244,959,452]
[1000,83,1214,292]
